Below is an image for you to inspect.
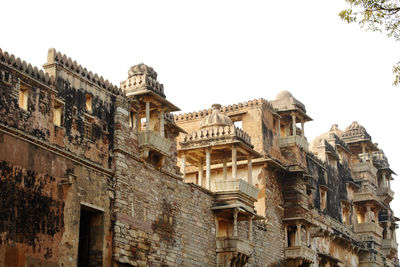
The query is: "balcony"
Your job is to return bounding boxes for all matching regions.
[354,222,383,240]
[351,162,377,182]
[382,238,398,251]
[279,135,309,152]
[216,236,254,256]
[214,179,259,200]
[353,191,380,204]
[284,246,316,263]
[377,187,394,204]
[138,130,172,157]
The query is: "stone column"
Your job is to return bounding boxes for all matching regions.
[206,148,211,190]
[301,119,305,137]
[292,113,296,137]
[181,154,186,179]
[284,225,288,247]
[223,159,227,180]
[248,216,253,241]
[296,223,301,246]
[198,162,203,186]
[278,118,281,136]
[361,143,366,162]
[247,155,252,185]
[145,101,150,132]
[215,217,219,237]
[233,208,238,237]
[232,145,237,180]
[386,224,391,239]
[306,226,310,246]
[160,110,164,137]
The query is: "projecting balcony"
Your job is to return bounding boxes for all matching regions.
[138,130,172,157]
[377,187,394,204]
[353,191,380,204]
[382,238,398,251]
[216,236,254,256]
[354,222,383,240]
[214,179,259,201]
[284,246,316,263]
[351,162,377,181]
[279,135,309,152]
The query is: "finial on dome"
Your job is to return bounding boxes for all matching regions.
[199,104,233,129]
[330,124,339,131]
[211,104,221,110]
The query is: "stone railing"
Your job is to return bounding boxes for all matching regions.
[382,238,398,250]
[181,125,252,148]
[138,130,172,156]
[377,187,394,200]
[279,135,309,151]
[214,179,259,200]
[284,246,316,263]
[122,74,165,97]
[353,189,380,203]
[354,222,383,238]
[216,236,254,255]
[351,160,378,181]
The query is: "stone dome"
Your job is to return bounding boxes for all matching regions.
[128,63,157,79]
[200,104,233,129]
[310,124,344,151]
[275,90,293,100]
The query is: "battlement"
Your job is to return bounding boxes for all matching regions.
[44,48,122,95]
[174,98,276,122]
[0,48,54,86]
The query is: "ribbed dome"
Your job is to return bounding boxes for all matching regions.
[128,63,157,79]
[275,90,293,100]
[200,104,233,129]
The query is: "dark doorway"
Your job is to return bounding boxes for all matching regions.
[78,206,104,267]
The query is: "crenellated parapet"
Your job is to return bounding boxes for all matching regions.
[44,48,122,95]
[180,125,252,148]
[0,48,54,87]
[174,98,275,122]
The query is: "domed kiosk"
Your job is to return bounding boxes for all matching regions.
[270,90,312,152]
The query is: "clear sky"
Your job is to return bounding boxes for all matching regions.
[2,0,400,225]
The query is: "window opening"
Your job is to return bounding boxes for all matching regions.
[19,84,29,110]
[85,94,93,113]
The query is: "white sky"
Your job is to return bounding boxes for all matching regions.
[2,1,400,223]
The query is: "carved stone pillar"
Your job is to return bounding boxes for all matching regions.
[247,155,252,185]
[233,208,238,237]
[292,113,296,137]
[223,160,227,180]
[232,145,237,180]
[206,148,211,190]
[145,101,150,132]
[181,154,186,179]
[198,162,203,186]
[160,110,164,137]
[296,223,301,246]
